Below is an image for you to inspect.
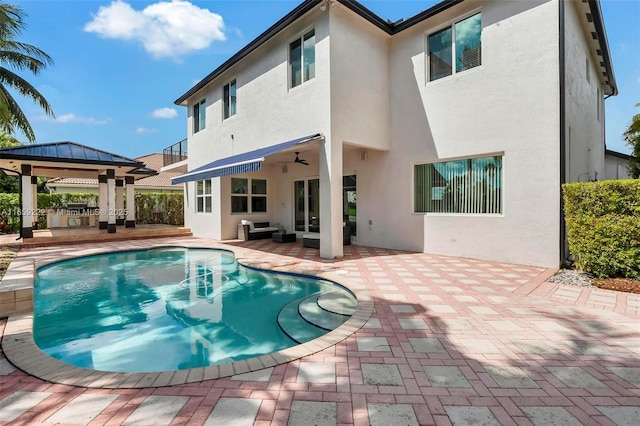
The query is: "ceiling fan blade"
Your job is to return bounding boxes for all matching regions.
[294,151,309,165]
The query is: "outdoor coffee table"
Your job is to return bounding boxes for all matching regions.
[272,233,296,243]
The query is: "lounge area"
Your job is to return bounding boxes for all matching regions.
[237,221,279,241]
[302,224,351,249]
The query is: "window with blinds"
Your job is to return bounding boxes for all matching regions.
[428,13,482,81]
[414,155,502,214]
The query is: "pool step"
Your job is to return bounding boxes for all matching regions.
[277,290,356,344]
[298,295,351,331]
[317,291,357,316]
[277,295,328,344]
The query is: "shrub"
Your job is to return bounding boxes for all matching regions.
[563,180,640,278]
[0,192,184,233]
[134,193,184,225]
[0,193,21,232]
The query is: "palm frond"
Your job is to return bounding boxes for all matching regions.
[0,41,53,69]
[0,4,26,40]
[0,67,53,116]
[0,2,53,142]
[0,85,35,141]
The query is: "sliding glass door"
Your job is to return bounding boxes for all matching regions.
[294,178,320,233]
[343,175,356,236]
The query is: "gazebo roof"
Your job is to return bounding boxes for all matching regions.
[0,141,156,179]
[0,141,142,167]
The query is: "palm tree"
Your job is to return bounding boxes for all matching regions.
[0,2,53,142]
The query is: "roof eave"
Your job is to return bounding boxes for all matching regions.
[0,154,143,168]
[335,0,393,34]
[605,149,631,160]
[392,0,464,33]
[587,0,617,96]
[174,0,322,106]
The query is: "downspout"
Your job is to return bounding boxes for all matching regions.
[558,0,567,266]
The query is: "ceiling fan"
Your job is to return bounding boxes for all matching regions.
[294,152,309,166]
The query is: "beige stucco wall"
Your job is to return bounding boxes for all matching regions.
[564,0,606,183]
[604,154,632,180]
[183,8,331,240]
[338,0,560,267]
[179,0,614,268]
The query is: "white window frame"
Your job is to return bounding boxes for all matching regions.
[230,177,267,214]
[223,79,237,120]
[289,28,316,89]
[426,10,482,83]
[193,99,206,133]
[413,153,503,215]
[196,179,212,213]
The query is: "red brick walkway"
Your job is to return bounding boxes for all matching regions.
[1,237,638,425]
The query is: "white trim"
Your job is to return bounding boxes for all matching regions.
[178,158,265,181]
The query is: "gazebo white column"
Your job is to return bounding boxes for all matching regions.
[107,169,116,233]
[31,176,38,230]
[20,165,34,238]
[98,174,108,229]
[115,179,124,225]
[125,176,135,228]
[319,136,343,259]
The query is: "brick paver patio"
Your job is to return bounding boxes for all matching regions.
[1,237,639,425]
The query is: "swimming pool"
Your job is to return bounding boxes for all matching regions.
[33,247,357,373]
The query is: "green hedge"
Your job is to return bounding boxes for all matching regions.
[134,193,184,225]
[0,193,22,233]
[563,180,640,278]
[0,192,184,233]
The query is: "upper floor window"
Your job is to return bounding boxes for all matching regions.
[428,13,481,82]
[223,80,236,119]
[290,29,315,88]
[414,154,502,214]
[193,99,206,133]
[196,179,212,213]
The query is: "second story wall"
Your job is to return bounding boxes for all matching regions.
[354,0,563,267]
[185,8,332,171]
[564,0,606,183]
[329,3,390,150]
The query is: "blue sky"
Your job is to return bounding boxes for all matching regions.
[11,0,640,159]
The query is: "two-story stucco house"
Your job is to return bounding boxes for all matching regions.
[170,0,617,268]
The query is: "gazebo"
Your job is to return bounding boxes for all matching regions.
[0,141,156,238]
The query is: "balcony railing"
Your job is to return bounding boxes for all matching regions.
[163,138,188,167]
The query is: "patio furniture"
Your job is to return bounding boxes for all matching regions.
[238,221,279,240]
[303,225,351,248]
[272,233,296,243]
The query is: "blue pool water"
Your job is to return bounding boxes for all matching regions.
[33,247,355,373]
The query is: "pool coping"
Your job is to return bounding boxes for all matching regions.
[1,243,374,389]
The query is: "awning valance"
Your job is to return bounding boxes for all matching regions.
[172,133,322,185]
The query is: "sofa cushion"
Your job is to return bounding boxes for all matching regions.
[252,227,278,233]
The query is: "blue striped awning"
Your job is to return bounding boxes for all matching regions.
[172,133,322,185]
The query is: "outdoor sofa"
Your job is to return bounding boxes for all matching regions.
[238,220,279,241]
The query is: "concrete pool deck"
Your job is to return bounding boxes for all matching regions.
[1,236,639,425]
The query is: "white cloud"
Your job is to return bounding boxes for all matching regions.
[37,113,111,125]
[136,127,157,134]
[151,107,178,119]
[84,0,226,59]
